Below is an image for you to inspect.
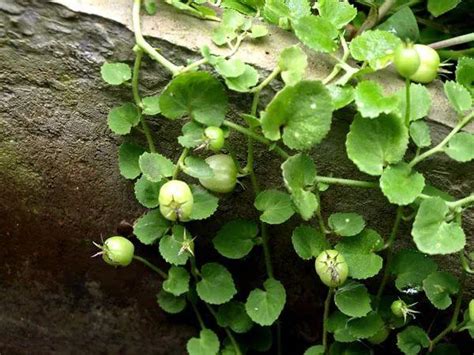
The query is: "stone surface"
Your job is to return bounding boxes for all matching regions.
[0,1,472,353]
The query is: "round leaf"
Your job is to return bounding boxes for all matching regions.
[410,120,431,148]
[134,175,163,208]
[157,290,186,314]
[196,263,237,305]
[291,225,330,260]
[397,83,431,122]
[278,45,308,86]
[101,62,131,85]
[347,311,384,338]
[254,190,295,225]
[224,64,259,92]
[396,326,429,355]
[190,185,219,220]
[445,132,474,162]
[216,301,253,333]
[328,212,365,237]
[142,95,161,115]
[380,163,425,205]
[213,219,258,259]
[118,142,145,179]
[159,72,228,126]
[293,15,338,53]
[391,249,438,293]
[354,81,399,118]
[187,329,220,355]
[423,271,459,310]
[444,81,472,113]
[107,103,140,135]
[133,209,170,245]
[138,152,175,182]
[334,282,372,318]
[245,278,286,326]
[163,266,190,296]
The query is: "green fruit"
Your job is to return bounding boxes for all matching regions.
[199,154,238,193]
[315,250,349,288]
[409,44,440,84]
[102,236,135,267]
[391,299,405,318]
[158,180,193,221]
[469,299,474,320]
[394,43,420,78]
[204,126,225,152]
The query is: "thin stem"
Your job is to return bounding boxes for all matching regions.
[429,268,466,351]
[132,0,181,75]
[205,304,242,355]
[447,194,474,210]
[322,288,334,352]
[173,148,189,179]
[408,111,474,168]
[375,206,403,306]
[315,176,378,189]
[356,0,396,35]
[261,223,274,278]
[316,207,330,234]
[429,33,474,50]
[133,255,168,279]
[322,36,351,85]
[189,298,206,330]
[132,48,156,152]
[405,78,411,127]
[250,67,281,93]
[439,48,474,60]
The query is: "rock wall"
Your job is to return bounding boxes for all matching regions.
[0,0,472,353]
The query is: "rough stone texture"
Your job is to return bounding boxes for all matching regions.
[0,0,472,354]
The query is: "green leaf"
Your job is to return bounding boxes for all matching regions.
[143,0,157,15]
[347,311,384,338]
[196,263,237,305]
[326,311,356,342]
[335,229,384,280]
[412,197,465,255]
[380,163,425,205]
[291,189,319,221]
[423,271,459,310]
[245,278,286,326]
[291,225,330,260]
[455,57,474,97]
[278,45,308,86]
[318,0,357,29]
[187,329,220,355]
[328,212,365,237]
[178,121,205,148]
[354,81,399,118]
[100,62,131,85]
[304,345,325,355]
[445,132,474,162]
[159,225,192,266]
[391,249,438,292]
[159,72,228,126]
[263,0,311,29]
[397,326,430,355]
[444,81,472,114]
[250,24,269,38]
[216,301,254,333]
[431,344,460,355]
[138,152,175,182]
[427,0,460,17]
[134,175,163,208]
[212,9,247,45]
[215,57,246,78]
[213,219,258,259]
[190,185,219,220]
[293,15,338,53]
[107,103,140,135]
[133,209,170,245]
[254,190,295,224]
[182,156,213,179]
[157,290,186,314]
[334,282,372,318]
[377,6,419,41]
[397,83,432,122]
[261,80,333,150]
[118,142,145,179]
[349,30,402,70]
[225,64,259,92]
[327,85,354,110]
[410,121,431,148]
[163,266,190,296]
[142,95,161,115]
[346,113,409,176]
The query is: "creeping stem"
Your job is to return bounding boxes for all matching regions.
[409,111,474,168]
[132,48,156,152]
[405,78,411,127]
[132,0,182,75]
[133,255,168,279]
[375,206,403,306]
[322,288,334,352]
[173,148,190,179]
[429,33,474,50]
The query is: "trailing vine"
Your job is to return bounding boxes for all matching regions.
[95,0,474,354]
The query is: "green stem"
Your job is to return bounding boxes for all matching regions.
[189,298,206,330]
[250,67,281,94]
[447,194,474,210]
[429,268,466,351]
[173,148,189,179]
[429,33,474,50]
[356,0,396,35]
[316,206,330,234]
[405,77,411,127]
[439,48,474,60]
[132,0,182,75]
[322,36,350,85]
[375,206,403,306]
[205,304,242,355]
[409,111,474,168]
[133,255,168,279]
[322,288,334,352]
[132,48,156,152]
[315,176,378,189]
